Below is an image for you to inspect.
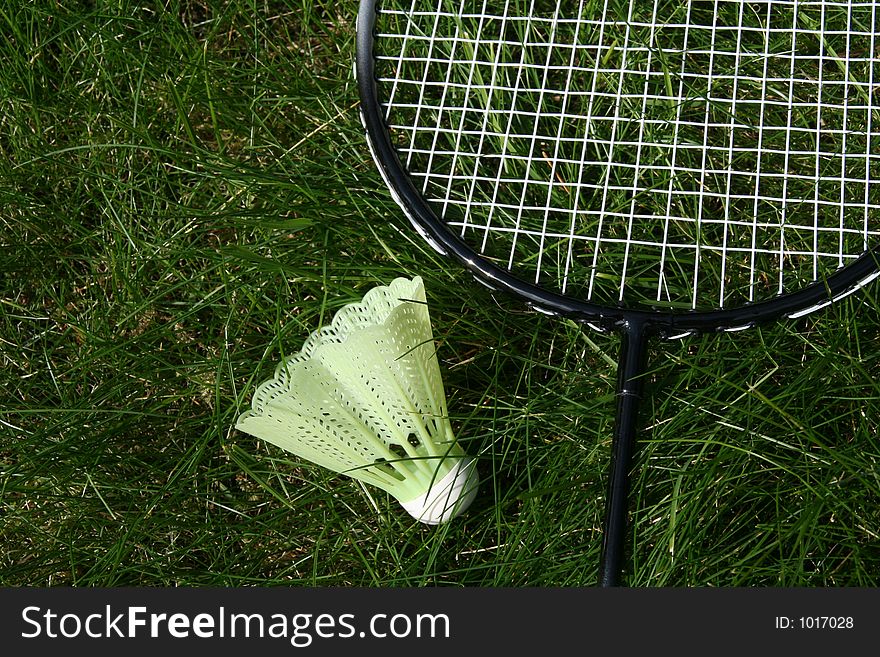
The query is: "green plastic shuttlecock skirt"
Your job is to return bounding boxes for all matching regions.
[236,276,478,524]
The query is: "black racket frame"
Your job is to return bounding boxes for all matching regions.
[356,0,880,586]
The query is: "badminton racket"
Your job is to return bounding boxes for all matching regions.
[356,0,880,585]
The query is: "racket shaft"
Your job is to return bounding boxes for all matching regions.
[600,323,649,587]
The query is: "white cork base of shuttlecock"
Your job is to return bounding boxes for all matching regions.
[398,457,478,525]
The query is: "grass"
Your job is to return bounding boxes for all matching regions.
[1,0,879,587]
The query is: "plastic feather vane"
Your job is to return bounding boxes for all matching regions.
[236,276,477,524]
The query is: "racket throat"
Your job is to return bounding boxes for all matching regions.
[599,320,650,587]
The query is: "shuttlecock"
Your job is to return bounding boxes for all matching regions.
[236,276,478,524]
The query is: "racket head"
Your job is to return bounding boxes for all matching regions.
[357,0,880,333]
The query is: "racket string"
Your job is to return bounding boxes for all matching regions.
[374,0,880,310]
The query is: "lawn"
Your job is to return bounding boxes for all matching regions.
[1,0,878,586]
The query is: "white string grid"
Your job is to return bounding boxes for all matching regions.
[374,0,880,310]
